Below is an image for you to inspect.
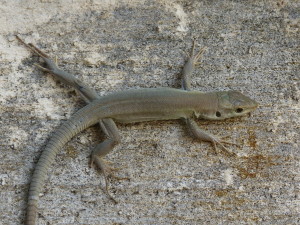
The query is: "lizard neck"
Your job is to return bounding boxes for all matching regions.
[188,91,218,118]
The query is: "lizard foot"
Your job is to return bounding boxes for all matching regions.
[89,156,118,203]
[209,136,238,157]
[16,35,61,73]
[190,39,207,64]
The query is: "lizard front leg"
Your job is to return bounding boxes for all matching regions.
[186,119,237,156]
[181,40,237,155]
[181,39,206,91]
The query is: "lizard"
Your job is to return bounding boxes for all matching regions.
[16,36,258,225]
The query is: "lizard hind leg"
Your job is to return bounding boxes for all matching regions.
[16,35,79,86]
[89,118,121,203]
[16,35,49,58]
[16,35,103,104]
[89,153,118,203]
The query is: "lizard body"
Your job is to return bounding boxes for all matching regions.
[16,36,258,225]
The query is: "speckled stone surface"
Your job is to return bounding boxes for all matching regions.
[1,1,299,224]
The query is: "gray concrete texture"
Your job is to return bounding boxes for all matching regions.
[0,0,299,224]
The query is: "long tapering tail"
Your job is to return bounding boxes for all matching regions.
[26,104,99,225]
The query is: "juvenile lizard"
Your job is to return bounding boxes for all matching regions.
[16,36,258,225]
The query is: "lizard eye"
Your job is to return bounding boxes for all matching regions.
[235,108,243,113]
[216,111,221,117]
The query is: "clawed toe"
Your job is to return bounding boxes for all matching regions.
[16,35,49,59]
[33,63,51,72]
[193,47,206,63]
[89,155,120,203]
[190,39,207,63]
[211,138,237,157]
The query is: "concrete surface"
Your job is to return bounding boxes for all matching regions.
[0,0,299,224]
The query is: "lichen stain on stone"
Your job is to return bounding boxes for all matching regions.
[247,128,257,149]
[65,144,78,158]
[236,154,282,179]
[220,196,246,206]
[215,189,230,197]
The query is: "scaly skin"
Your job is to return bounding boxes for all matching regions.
[26,104,98,224]
[17,36,258,225]
[25,88,257,224]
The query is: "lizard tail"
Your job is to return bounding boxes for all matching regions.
[25,105,99,225]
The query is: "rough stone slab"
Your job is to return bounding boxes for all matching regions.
[0,0,299,224]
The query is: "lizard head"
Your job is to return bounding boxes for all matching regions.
[196,90,258,120]
[215,90,258,119]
